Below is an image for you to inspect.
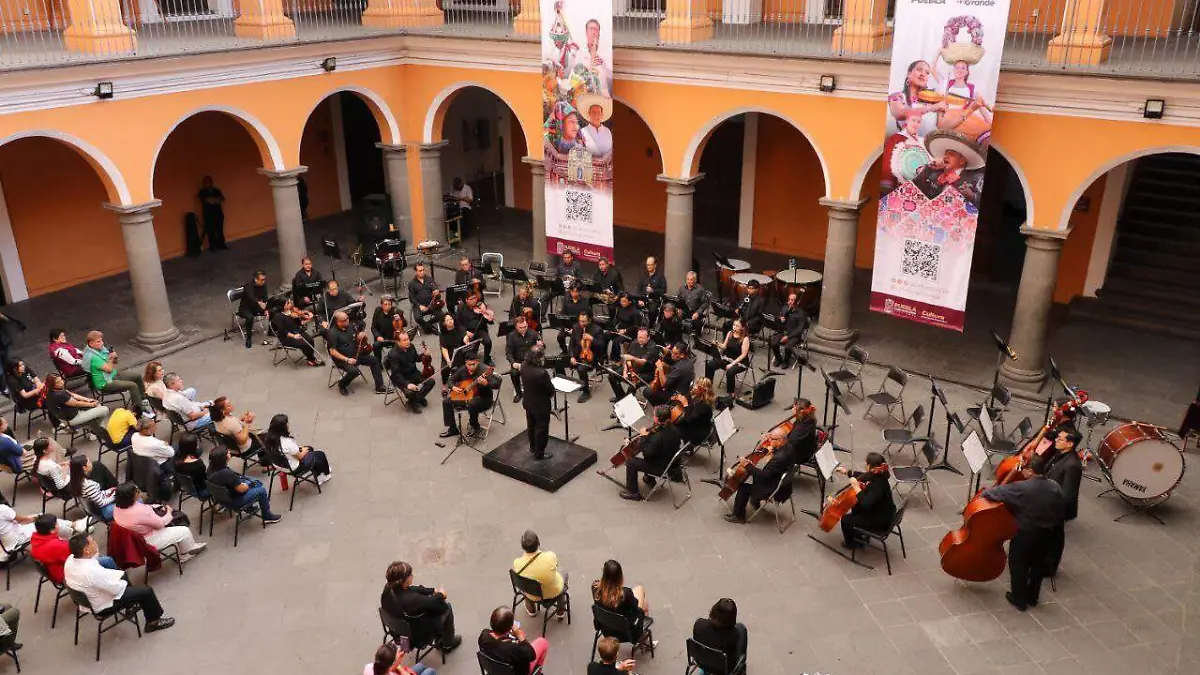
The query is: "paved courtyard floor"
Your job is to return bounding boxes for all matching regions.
[2,290,1196,674]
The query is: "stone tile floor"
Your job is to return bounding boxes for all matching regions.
[1,310,1196,675]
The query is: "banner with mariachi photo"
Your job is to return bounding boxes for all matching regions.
[870,1,1008,331]
[541,0,614,262]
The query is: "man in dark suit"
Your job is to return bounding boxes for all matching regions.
[1037,426,1084,579]
[769,292,808,367]
[643,342,695,406]
[620,405,681,501]
[520,347,555,460]
[725,428,795,523]
[237,270,269,349]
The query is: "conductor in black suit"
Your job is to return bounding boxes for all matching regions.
[520,347,555,461]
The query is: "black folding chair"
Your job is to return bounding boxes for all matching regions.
[67,587,142,662]
[217,432,263,475]
[642,443,694,509]
[892,441,939,508]
[478,650,543,675]
[864,366,908,424]
[8,392,47,438]
[881,405,929,461]
[0,537,29,591]
[207,482,266,547]
[378,607,448,665]
[96,434,129,479]
[262,447,322,511]
[509,569,572,636]
[175,473,214,535]
[685,637,746,675]
[745,466,799,533]
[33,559,70,629]
[827,344,868,400]
[590,604,655,660]
[850,502,909,575]
[34,472,74,518]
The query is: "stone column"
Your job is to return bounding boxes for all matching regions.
[513,0,540,36]
[377,143,413,247]
[104,201,180,349]
[419,141,448,245]
[362,0,444,28]
[660,0,714,43]
[810,198,867,354]
[832,0,892,54]
[1047,0,1112,66]
[523,157,548,264]
[659,174,704,287]
[259,167,308,291]
[62,0,137,54]
[999,228,1068,391]
[233,0,296,40]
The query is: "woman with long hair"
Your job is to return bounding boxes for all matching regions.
[69,455,117,521]
[692,598,747,667]
[33,437,69,491]
[261,413,331,483]
[5,357,44,412]
[591,560,648,628]
[676,377,715,446]
[42,373,109,439]
[364,640,437,675]
[173,434,209,498]
[143,361,166,400]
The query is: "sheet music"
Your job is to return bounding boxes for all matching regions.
[714,409,737,445]
[614,395,644,429]
[816,440,838,480]
[961,430,989,475]
[979,406,995,443]
[552,377,581,394]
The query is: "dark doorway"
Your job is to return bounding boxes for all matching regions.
[693,116,744,242]
[340,93,385,205]
[971,150,1026,288]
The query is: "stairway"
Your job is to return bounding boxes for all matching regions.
[1072,153,1200,340]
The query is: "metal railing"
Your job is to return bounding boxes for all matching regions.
[0,0,1196,78]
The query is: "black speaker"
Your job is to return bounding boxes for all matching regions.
[736,376,776,410]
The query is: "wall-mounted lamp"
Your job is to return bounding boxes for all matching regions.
[1143,99,1165,119]
[93,82,114,100]
[819,75,836,93]
[321,57,337,73]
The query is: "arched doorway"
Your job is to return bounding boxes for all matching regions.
[300,92,388,220]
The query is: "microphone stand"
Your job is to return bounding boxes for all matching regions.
[783,338,817,409]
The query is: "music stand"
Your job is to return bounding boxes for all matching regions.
[783,348,817,409]
[924,376,964,475]
[322,239,341,282]
[821,367,851,447]
[551,375,582,444]
[438,339,487,465]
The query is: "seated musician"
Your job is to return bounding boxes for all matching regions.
[676,377,716,448]
[725,427,795,523]
[705,319,751,396]
[636,257,667,310]
[725,280,765,334]
[381,561,463,653]
[657,303,685,347]
[555,250,582,281]
[619,405,682,501]
[980,462,1066,612]
[328,310,386,396]
[291,256,324,310]
[455,293,494,365]
[270,299,321,366]
[508,284,541,330]
[454,255,483,289]
[561,312,603,404]
[438,350,499,439]
[787,398,820,466]
[593,257,624,300]
[833,452,897,549]
[371,294,406,359]
[505,315,541,403]
[237,270,269,348]
[770,293,808,368]
[608,328,658,403]
[557,285,591,352]
[644,342,694,407]
[692,598,748,669]
[677,271,710,338]
[322,280,365,330]
[608,293,641,362]
[438,314,469,385]
[408,263,444,332]
[384,332,435,408]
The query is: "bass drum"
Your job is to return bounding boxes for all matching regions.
[1097,423,1185,506]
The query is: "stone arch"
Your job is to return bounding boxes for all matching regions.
[149,105,285,191]
[299,85,401,146]
[1057,145,1200,233]
[423,82,536,154]
[0,129,131,205]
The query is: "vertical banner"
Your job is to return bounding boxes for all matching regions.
[541,0,614,262]
[870,1,1008,331]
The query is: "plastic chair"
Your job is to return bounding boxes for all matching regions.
[509,569,571,637]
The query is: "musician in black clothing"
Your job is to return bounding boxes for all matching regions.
[520,347,554,460]
[270,299,321,366]
[620,405,682,501]
[370,294,405,360]
[726,280,765,334]
[636,256,667,310]
[677,271,710,338]
[676,378,715,447]
[557,286,591,351]
[237,270,269,348]
[705,319,751,396]
[608,293,641,362]
[505,315,541,402]
[290,257,324,309]
[438,352,499,438]
[408,263,444,332]
[609,328,658,402]
[593,257,624,295]
[327,311,385,396]
[1036,426,1084,580]
[769,293,808,367]
[438,314,469,385]
[786,399,820,466]
[981,463,1066,611]
[644,342,695,406]
[455,294,493,364]
[563,312,603,402]
[384,332,435,407]
[454,255,483,288]
[725,428,795,523]
[555,250,582,281]
[691,598,748,669]
[321,280,364,330]
[380,561,463,652]
[657,303,685,346]
[834,453,897,549]
[508,284,542,328]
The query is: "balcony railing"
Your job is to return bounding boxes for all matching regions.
[0,0,1197,78]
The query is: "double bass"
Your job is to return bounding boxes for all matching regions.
[717,414,795,501]
[938,394,1087,582]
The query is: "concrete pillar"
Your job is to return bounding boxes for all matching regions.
[104,201,181,349]
[660,0,714,43]
[1083,161,1133,297]
[832,0,893,54]
[737,112,758,249]
[659,174,704,287]
[362,0,444,28]
[1047,0,1112,66]
[810,198,867,354]
[524,157,547,264]
[513,0,540,36]
[419,141,448,245]
[259,167,308,291]
[62,0,137,54]
[233,0,296,40]
[378,144,413,247]
[1000,228,1068,392]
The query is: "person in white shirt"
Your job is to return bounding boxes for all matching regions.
[64,533,175,632]
[0,502,81,562]
[580,101,613,158]
[131,418,175,469]
[33,438,69,491]
[162,373,210,431]
[262,413,332,485]
[450,177,475,235]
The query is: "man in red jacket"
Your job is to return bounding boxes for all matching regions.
[29,514,118,583]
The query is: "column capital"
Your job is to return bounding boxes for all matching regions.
[104,200,162,218]
[657,174,705,191]
[521,155,544,165]
[376,142,408,157]
[819,197,869,212]
[419,140,450,156]
[258,166,308,182]
[1019,225,1069,247]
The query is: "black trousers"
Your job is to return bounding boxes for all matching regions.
[443,398,488,430]
[706,360,747,394]
[336,354,383,390]
[509,368,524,395]
[769,334,794,362]
[643,387,673,406]
[431,604,457,647]
[204,213,226,250]
[115,584,165,622]
[238,309,265,339]
[554,363,592,393]
[732,481,774,519]
[394,377,435,404]
[281,335,316,360]
[1009,527,1056,608]
[526,409,551,456]
[624,457,669,493]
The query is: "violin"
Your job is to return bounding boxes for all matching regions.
[429,289,445,312]
[391,311,408,342]
[579,331,594,363]
[717,414,795,501]
[354,331,371,358]
[473,301,496,324]
[522,306,540,332]
[419,343,435,380]
[649,358,668,394]
[285,305,315,325]
[449,364,495,402]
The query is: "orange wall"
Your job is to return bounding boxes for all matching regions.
[613,104,666,233]
[1009,0,1179,36]
[297,98,343,221]
[1054,175,1106,303]
[512,125,532,211]
[750,116,829,260]
[0,0,62,32]
[152,112,275,259]
[0,138,122,296]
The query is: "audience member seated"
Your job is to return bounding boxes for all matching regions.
[380,561,463,652]
[106,405,139,449]
[82,330,148,413]
[211,397,260,455]
[143,361,170,401]
[0,419,23,474]
[47,328,86,379]
[131,418,175,472]
[588,637,637,675]
[69,455,118,521]
[111,483,207,562]
[162,373,211,431]
[30,514,120,584]
[364,640,437,675]
[592,560,649,630]
[479,606,549,675]
[33,438,70,493]
[262,414,332,484]
[1,500,82,564]
[64,533,176,632]
[0,602,19,656]
[43,373,109,440]
[5,358,44,413]
[692,598,747,669]
[512,529,567,618]
[173,435,209,498]
[206,447,282,523]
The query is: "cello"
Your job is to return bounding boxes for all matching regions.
[717,414,795,501]
[938,394,1086,582]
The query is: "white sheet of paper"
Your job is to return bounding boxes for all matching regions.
[816,440,838,480]
[961,430,989,475]
[551,376,582,394]
[979,406,995,443]
[614,394,644,429]
[714,409,737,445]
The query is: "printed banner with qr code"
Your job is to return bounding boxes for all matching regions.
[540,0,614,262]
[869,0,1010,331]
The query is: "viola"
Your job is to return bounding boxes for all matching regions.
[579,331,594,363]
[717,414,795,501]
[391,311,408,342]
[522,306,540,331]
[429,289,445,312]
[449,364,494,403]
[354,331,371,358]
[419,343,435,380]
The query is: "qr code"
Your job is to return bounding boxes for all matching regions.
[565,189,593,224]
[901,238,940,281]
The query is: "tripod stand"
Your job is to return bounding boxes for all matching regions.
[924,376,964,475]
